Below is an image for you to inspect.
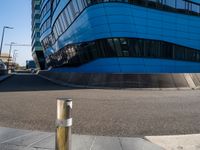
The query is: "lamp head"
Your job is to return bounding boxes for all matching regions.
[4,26,14,29]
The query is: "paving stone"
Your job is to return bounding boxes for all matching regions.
[4,131,51,147]
[31,134,55,149]
[91,136,122,150]
[72,135,95,150]
[0,127,30,143]
[120,137,164,150]
[0,144,53,150]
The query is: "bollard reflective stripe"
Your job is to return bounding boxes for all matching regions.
[56,118,72,127]
[66,101,72,109]
[56,98,72,150]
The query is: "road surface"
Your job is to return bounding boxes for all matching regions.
[0,73,200,137]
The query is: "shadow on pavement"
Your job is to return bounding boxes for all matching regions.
[0,74,76,92]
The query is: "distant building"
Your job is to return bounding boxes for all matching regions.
[33,0,200,73]
[31,0,45,69]
[0,53,11,63]
[0,53,14,69]
[0,59,7,70]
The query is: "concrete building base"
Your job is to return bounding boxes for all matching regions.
[38,71,200,89]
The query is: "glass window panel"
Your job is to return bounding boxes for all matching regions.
[148,0,158,8]
[165,0,176,8]
[113,38,122,57]
[58,15,66,32]
[120,38,130,57]
[72,0,80,17]
[192,4,199,13]
[63,8,71,25]
[58,18,64,33]
[107,39,117,57]
[67,5,74,22]
[76,0,85,12]
[61,13,68,29]
[176,0,185,9]
[133,39,143,57]
[55,22,61,36]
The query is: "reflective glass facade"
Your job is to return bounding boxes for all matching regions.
[31,0,45,69]
[37,0,200,73]
[46,38,200,68]
[41,0,200,49]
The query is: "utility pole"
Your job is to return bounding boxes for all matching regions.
[7,42,16,71]
[12,50,18,70]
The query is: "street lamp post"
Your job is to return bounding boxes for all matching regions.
[0,26,14,56]
[7,42,16,71]
[12,50,18,70]
[12,50,18,60]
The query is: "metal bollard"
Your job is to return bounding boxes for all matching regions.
[56,98,72,150]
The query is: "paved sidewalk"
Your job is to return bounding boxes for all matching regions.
[0,127,163,150]
[0,127,200,150]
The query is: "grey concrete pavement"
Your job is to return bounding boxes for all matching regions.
[0,127,164,150]
[0,73,68,92]
[0,74,200,137]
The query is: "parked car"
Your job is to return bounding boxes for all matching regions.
[0,59,6,70]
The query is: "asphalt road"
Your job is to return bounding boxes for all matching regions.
[0,73,200,137]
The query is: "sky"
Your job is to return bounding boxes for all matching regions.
[0,0,32,66]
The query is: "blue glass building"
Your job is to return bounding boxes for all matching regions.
[38,0,200,73]
[32,0,45,69]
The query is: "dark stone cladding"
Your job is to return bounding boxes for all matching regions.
[46,37,200,68]
[39,71,200,89]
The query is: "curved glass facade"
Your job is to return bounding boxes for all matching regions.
[33,0,200,72]
[41,0,200,49]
